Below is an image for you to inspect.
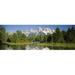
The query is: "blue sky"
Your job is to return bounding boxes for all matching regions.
[2,25,75,32]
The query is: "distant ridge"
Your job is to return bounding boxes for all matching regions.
[22,27,55,36]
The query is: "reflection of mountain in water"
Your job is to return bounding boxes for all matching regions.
[1,44,74,50]
[3,44,50,50]
[25,45,50,50]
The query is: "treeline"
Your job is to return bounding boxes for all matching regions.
[0,25,75,44]
[0,26,6,49]
[6,31,31,43]
[29,26,75,43]
[53,27,75,43]
[23,26,75,43]
[0,26,6,44]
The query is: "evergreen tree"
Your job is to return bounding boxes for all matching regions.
[62,30,67,43]
[53,27,64,43]
[0,25,6,49]
[66,26,75,43]
[47,34,52,43]
[0,26,6,43]
[7,38,11,42]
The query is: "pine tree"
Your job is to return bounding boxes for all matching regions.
[53,27,64,43]
[66,26,75,43]
[0,26,6,43]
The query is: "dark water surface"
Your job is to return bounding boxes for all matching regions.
[0,44,75,50]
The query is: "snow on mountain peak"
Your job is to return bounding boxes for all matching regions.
[22,27,55,36]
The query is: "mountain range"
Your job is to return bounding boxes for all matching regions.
[22,27,55,36]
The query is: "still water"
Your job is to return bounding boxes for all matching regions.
[1,44,50,50]
[0,44,75,50]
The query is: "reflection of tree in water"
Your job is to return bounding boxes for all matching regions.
[0,40,3,49]
[0,40,6,50]
[25,44,46,50]
[9,45,26,50]
[47,46,66,50]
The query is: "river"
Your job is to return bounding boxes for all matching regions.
[0,43,74,50]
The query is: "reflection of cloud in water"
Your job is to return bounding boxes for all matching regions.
[25,45,50,50]
[42,47,50,50]
[1,44,75,50]
[26,45,39,50]
[1,44,51,50]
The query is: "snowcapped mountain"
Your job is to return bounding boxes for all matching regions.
[22,27,55,36]
[39,27,55,35]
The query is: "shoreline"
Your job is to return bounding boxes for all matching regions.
[3,42,75,49]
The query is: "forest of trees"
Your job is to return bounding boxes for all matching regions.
[28,27,75,43]
[6,30,31,43]
[0,26,6,44]
[0,25,75,45]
